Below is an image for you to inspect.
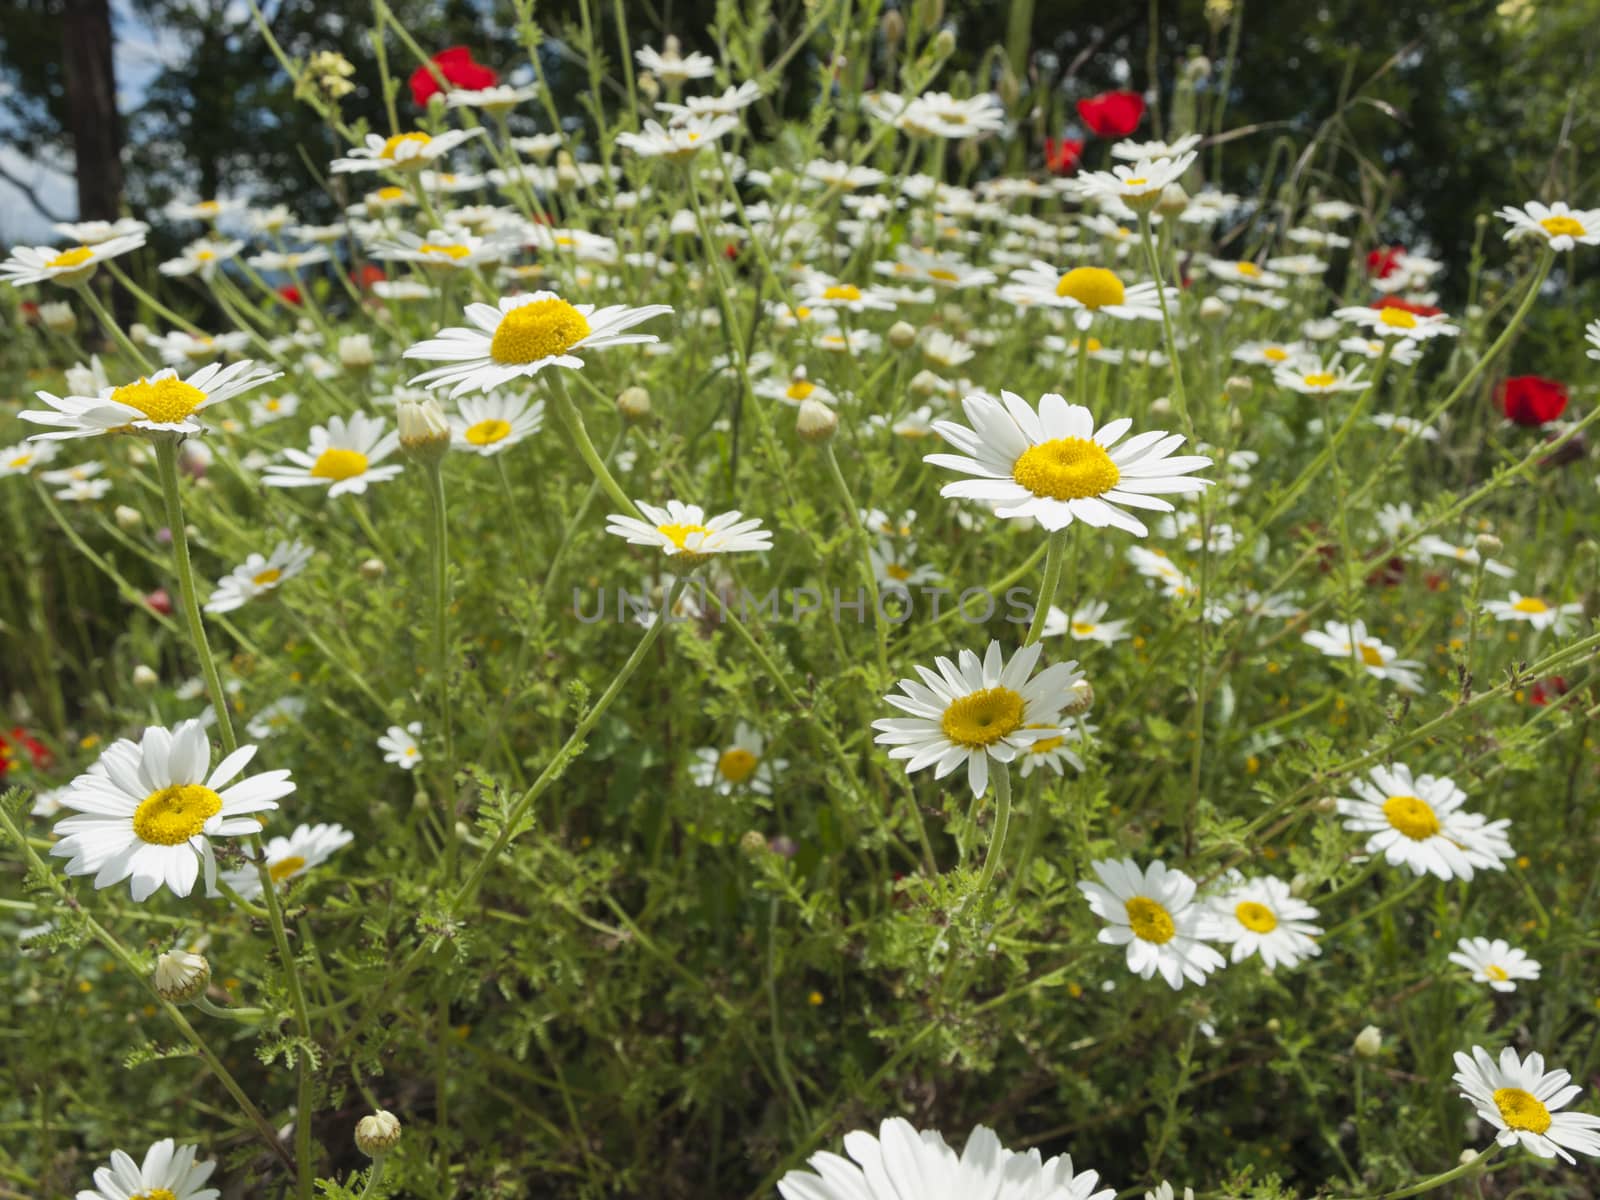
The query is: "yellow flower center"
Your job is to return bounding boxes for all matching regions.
[928,268,961,282]
[1358,642,1386,667]
[130,1190,179,1200]
[785,380,816,400]
[47,245,95,269]
[658,522,712,560]
[1012,437,1121,501]
[420,242,472,259]
[1492,1087,1552,1134]
[1055,267,1126,309]
[939,686,1025,749]
[886,563,912,581]
[1379,307,1418,329]
[251,568,283,587]
[717,748,759,783]
[376,186,408,202]
[1539,214,1586,239]
[465,418,513,446]
[195,250,216,262]
[1123,176,1149,187]
[1027,729,1066,754]
[310,448,369,480]
[1235,901,1278,933]
[1236,262,1262,277]
[133,783,223,846]
[1303,372,1336,388]
[268,855,307,883]
[196,200,220,214]
[380,132,432,160]
[110,377,208,424]
[8,453,34,469]
[1263,347,1288,362]
[794,306,811,319]
[265,399,282,411]
[1485,964,1509,981]
[1512,596,1549,614]
[1383,794,1441,841]
[1072,622,1096,635]
[1125,896,1176,944]
[822,284,862,302]
[489,298,593,364]
[1084,337,1104,353]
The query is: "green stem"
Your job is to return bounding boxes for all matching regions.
[1138,214,1193,437]
[1335,1144,1502,1200]
[822,445,889,680]
[74,279,155,372]
[1023,529,1069,645]
[422,460,457,865]
[974,762,1013,900]
[546,373,641,519]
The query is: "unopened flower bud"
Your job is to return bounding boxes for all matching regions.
[1353,1025,1382,1058]
[355,1110,402,1157]
[739,830,768,858]
[556,151,580,191]
[932,27,956,57]
[1224,375,1253,400]
[1184,54,1212,82]
[397,396,450,463]
[1266,1017,1281,1033]
[338,333,375,370]
[1199,297,1230,323]
[1150,396,1173,416]
[1156,183,1189,217]
[997,67,1020,108]
[1314,795,1338,814]
[888,321,918,350]
[115,504,142,530]
[617,386,652,423]
[153,949,210,1004]
[40,301,77,333]
[129,322,153,344]
[795,398,838,444]
[1123,187,1163,215]
[1289,872,1311,898]
[909,368,943,397]
[132,664,160,691]
[638,71,660,102]
[1474,533,1502,557]
[359,557,386,581]
[881,7,905,46]
[1458,1148,1483,1172]
[1062,678,1094,717]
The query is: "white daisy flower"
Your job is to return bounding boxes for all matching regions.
[1333,304,1459,339]
[49,720,292,901]
[1273,357,1369,395]
[1301,620,1423,691]
[872,640,1084,798]
[889,91,1009,139]
[367,228,518,269]
[1337,764,1511,881]
[1232,339,1309,368]
[444,84,538,112]
[75,1137,219,1200]
[926,391,1211,535]
[1341,338,1423,366]
[1000,262,1174,329]
[1412,534,1514,577]
[604,500,772,564]
[801,158,887,191]
[222,821,353,899]
[149,330,253,367]
[379,722,423,770]
[869,536,939,592]
[655,80,762,121]
[1586,317,1600,361]
[689,722,785,795]
[1495,201,1600,252]
[52,217,150,244]
[1073,152,1198,207]
[404,292,672,399]
[245,247,332,273]
[1015,722,1086,778]
[1042,599,1130,644]
[754,367,837,407]
[449,392,545,455]
[261,413,404,498]
[331,127,484,174]
[1482,592,1582,633]
[21,361,281,442]
[1,232,146,288]
[1079,858,1227,990]
[1453,1046,1600,1163]
[1205,259,1287,288]
[1111,133,1203,161]
[615,114,739,159]
[634,38,716,86]
[796,277,898,313]
[165,197,246,221]
[1448,936,1541,993]
[203,540,314,614]
[1208,874,1322,970]
[248,392,299,426]
[245,697,306,740]
[1370,412,1438,440]
[157,239,245,279]
[0,439,59,477]
[874,246,997,290]
[777,1116,1113,1200]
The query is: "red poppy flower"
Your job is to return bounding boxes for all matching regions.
[144,588,173,616]
[409,46,498,107]
[1367,245,1405,279]
[1499,375,1568,426]
[1076,91,1144,138]
[1372,296,1441,318]
[353,264,387,290]
[1529,676,1570,706]
[1044,137,1084,175]
[276,284,303,307]
[0,727,51,774]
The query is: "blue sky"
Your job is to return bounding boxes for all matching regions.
[0,0,182,245]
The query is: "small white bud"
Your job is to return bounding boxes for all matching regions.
[132,665,160,691]
[1199,297,1230,323]
[338,333,375,369]
[888,321,918,350]
[153,950,210,1004]
[114,504,143,530]
[397,395,450,463]
[795,398,838,444]
[616,386,652,423]
[1353,1025,1382,1058]
[355,1110,402,1157]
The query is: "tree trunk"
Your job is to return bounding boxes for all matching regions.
[61,0,123,222]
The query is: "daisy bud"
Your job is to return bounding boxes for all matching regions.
[1458,1149,1483,1172]
[932,28,956,57]
[397,396,450,464]
[355,1110,402,1157]
[1204,0,1233,32]
[1474,533,1503,557]
[739,830,768,858]
[638,71,660,102]
[1289,872,1311,897]
[129,322,153,344]
[153,949,210,1004]
[910,369,943,397]
[1156,183,1189,217]
[1266,1017,1281,1033]
[1314,795,1338,814]
[1224,375,1253,400]
[616,386,652,423]
[114,504,142,530]
[338,333,376,371]
[795,398,838,444]
[1150,397,1173,416]
[888,321,918,350]
[359,557,387,581]
[132,664,160,690]
[556,151,580,191]
[1184,53,1212,82]
[1199,297,1230,323]
[997,67,1020,108]
[40,301,77,332]
[1062,678,1095,717]
[881,7,905,46]
[1353,1025,1382,1058]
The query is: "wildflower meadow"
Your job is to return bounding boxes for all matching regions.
[3,2,1600,1198]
